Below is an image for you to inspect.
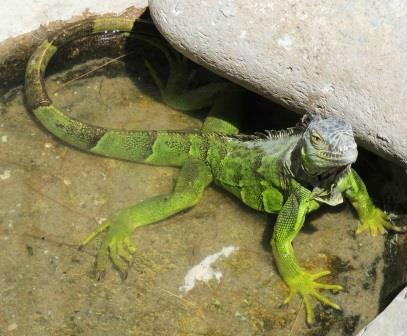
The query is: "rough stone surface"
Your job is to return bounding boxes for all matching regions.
[356,287,407,336]
[149,0,407,166]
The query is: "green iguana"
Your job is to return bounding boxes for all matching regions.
[24,16,405,324]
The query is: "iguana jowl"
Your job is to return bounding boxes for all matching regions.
[24,16,405,324]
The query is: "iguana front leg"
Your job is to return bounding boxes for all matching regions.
[338,169,407,236]
[81,159,213,279]
[271,182,342,324]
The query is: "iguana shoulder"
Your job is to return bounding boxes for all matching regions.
[206,128,303,213]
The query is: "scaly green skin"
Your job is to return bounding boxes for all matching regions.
[24,16,406,324]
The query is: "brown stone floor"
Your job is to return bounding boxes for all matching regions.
[0,47,404,336]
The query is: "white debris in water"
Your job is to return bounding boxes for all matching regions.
[179,246,239,293]
[1,135,8,143]
[0,170,11,180]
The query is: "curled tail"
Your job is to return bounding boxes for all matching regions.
[25,16,206,167]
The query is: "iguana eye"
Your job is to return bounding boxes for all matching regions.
[311,131,323,145]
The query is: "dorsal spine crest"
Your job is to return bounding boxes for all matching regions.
[264,127,302,140]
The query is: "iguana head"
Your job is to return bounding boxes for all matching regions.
[300,115,358,176]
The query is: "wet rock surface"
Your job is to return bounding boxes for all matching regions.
[0,11,406,335]
[0,41,404,335]
[149,0,407,166]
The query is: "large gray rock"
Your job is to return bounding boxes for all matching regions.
[356,286,407,336]
[149,0,407,166]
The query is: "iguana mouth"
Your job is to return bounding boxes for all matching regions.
[316,150,358,167]
[320,151,345,159]
[319,149,357,161]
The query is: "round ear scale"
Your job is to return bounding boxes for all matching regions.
[298,114,313,129]
[298,113,324,130]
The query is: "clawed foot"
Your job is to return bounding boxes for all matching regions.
[80,215,136,280]
[357,207,407,237]
[96,231,136,280]
[284,270,342,324]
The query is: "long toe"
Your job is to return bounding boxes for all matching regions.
[109,243,130,275]
[117,243,133,263]
[311,291,341,310]
[95,241,110,277]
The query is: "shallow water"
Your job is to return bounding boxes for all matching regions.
[0,26,405,336]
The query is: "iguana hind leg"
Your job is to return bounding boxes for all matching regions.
[141,34,245,135]
[271,183,342,324]
[138,34,230,111]
[201,86,244,135]
[81,159,213,279]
